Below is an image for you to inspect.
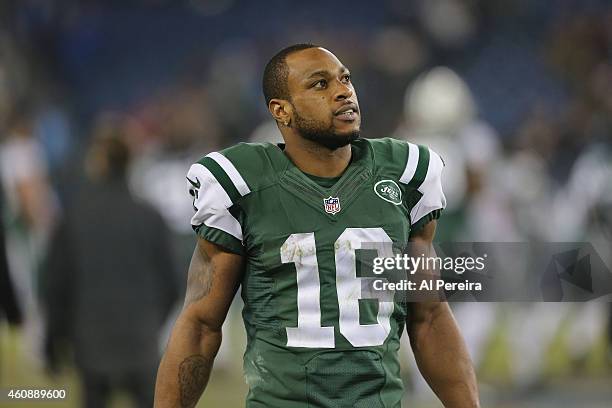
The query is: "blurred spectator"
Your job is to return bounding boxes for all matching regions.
[129,85,221,281]
[127,84,236,367]
[0,103,58,236]
[41,115,179,408]
[0,101,58,362]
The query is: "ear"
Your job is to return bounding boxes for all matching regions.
[268,99,293,127]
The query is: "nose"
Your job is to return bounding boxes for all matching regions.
[334,80,353,101]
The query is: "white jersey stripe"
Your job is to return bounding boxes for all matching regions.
[206,151,251,196]
[399,142,420,184]
[188,163,243,240]
[410,148,446,225]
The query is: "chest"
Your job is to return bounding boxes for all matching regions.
[241,175,415,272]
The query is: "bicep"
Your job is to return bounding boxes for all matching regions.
[407,219,443,328]
[408,219,438,281]
[182,238,245,330]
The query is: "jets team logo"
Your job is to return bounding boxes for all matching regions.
[374,180,402,205]
[323,196,341,214]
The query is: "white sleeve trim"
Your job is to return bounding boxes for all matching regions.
[188,163,243,240]
[410,149,447,226]
[206,152,251,196]
[399,142,419,184]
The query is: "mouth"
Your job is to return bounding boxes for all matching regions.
[334,103,359,121]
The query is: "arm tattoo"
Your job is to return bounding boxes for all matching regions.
[178,354,211,408]
[184,244,214,306]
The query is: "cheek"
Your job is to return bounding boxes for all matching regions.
[295,98,331,119]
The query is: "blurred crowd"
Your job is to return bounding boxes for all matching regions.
[1,0,611,406]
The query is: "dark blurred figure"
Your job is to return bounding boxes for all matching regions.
[0,180,22,383]
[0,222,22,327]
[0,185,22,326]
[41,115,179,408]
[0,158,22,325]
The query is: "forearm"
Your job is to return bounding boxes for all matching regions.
[410,303,479,408]
[154,311,222,408]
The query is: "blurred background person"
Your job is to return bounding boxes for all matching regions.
[0,102,59,364]
[41,115,179,408]
[125,84,241,368]
[128,84,221,290]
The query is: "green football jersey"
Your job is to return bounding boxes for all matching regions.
[186,137,446,408]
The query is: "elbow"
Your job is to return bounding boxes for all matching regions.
[179,306,223,354]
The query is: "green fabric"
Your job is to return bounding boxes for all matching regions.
[303,173,341,189]
[410,209,442,233]
[195,224,245,255]
[190,138,444,408]
[198,157,242,203]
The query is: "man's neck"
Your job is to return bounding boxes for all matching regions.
[283,137,352,178]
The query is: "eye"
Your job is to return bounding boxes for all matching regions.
[313,79,327,89]
[341,74,351,83]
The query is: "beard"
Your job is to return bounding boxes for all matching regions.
[293,110,360,150]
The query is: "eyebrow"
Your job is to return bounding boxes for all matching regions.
[305,66,349,80]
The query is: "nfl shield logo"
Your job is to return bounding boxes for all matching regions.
[323,196,341,215]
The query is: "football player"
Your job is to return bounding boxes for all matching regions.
[154,44,479,408]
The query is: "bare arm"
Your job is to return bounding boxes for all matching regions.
[407,221,480,408]
[154,238,244,408]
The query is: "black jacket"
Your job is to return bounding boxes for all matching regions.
[42,179,179,374]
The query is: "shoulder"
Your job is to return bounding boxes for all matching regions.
[186,143,282,254]
[358,137,444,184]
[189,142,281,199]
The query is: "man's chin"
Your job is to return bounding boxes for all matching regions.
[340,130,361,144]
[318,130,360,150]
[296,118,360,150]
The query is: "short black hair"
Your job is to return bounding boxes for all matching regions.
[262,43,318,105]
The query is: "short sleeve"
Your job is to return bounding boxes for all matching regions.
[187,152,251,254]
[399,143,447,230]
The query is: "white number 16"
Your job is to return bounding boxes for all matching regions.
[280,228,395,348]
